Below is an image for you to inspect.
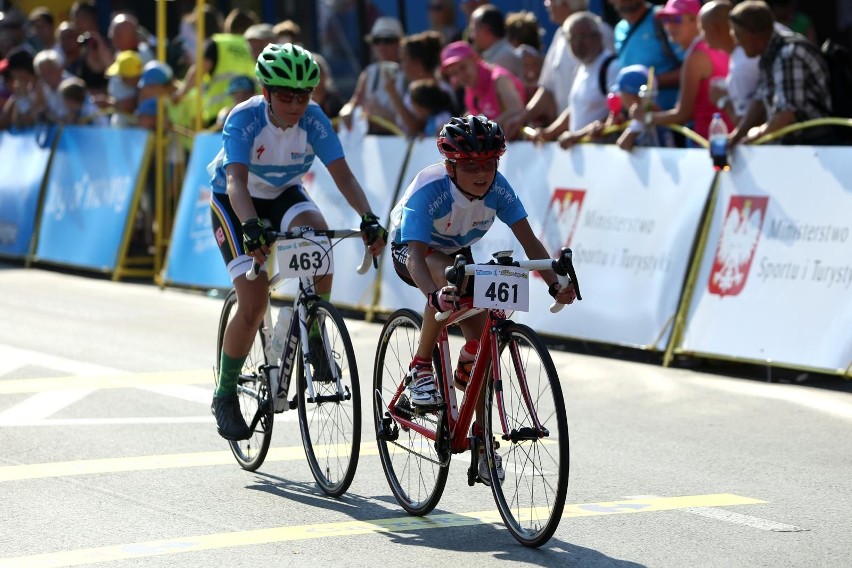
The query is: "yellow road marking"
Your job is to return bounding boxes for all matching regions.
[0,370,212,394]
[0,494,765,568]
[0,444,375,482]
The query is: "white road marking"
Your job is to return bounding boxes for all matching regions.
[627,494,807,532]
[0,345,121,376]
[0,389,94,424]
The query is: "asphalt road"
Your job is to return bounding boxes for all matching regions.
[1,264,850,567]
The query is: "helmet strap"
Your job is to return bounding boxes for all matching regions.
[263,87,293,130]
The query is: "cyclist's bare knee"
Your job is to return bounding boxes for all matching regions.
[289,210,327,231]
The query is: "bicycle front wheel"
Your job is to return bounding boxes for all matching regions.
[484,323,569,547]
[373,309,449,516]
[297,300,361,497]
[216,289,273,471]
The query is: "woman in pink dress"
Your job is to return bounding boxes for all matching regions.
[632,0,733,140]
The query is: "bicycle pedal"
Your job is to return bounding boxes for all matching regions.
[288,395,298,410]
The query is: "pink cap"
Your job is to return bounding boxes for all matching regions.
[440,41,476,70]
[655,0,702,18]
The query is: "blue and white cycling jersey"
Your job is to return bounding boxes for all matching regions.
[390,163,527,254]
[207,96,344,198]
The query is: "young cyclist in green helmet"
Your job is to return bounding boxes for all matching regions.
[209,43,387,440]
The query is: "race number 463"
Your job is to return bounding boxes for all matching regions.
[473,266,530,311]
[276,237,333,278]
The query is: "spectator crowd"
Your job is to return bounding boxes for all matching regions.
[1,0,849,147]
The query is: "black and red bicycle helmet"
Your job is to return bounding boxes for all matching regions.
[437,114,507,160]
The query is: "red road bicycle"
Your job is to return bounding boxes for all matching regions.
[373,248,581,547]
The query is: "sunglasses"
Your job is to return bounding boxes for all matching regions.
[372,37,399,45]
[428,4,444,10]
[455,158,498,173]
[659,14,684,24]
[270,87,313,105]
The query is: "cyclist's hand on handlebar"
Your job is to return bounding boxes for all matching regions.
[242,217,273,263]
[360,212,388,258]
[427,286,458,312]
[549,281,577,305]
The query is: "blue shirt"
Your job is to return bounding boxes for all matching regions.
[614,4,682,110]
[390,163,527,254]
[208,96,344,197]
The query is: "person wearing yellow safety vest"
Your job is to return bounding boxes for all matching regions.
[175,32,255,127]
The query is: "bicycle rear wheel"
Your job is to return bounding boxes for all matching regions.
[373,309,449,516]
[484,323,569,547]
[297,300,361,497]
[216,289,274,471]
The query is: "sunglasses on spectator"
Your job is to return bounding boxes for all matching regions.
[658,14,684,24]
[428,4,444,10]
[372,37,400,45]
[455,158,498,173]
[269,87,313,105]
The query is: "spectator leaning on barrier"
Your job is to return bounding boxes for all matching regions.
[385,31,453,137]
[137,60,176,128]
[0,50,41,129]
[534,11,620,149]
[58,76,105,125]
[33,49,71,123]
[728,0,832,146]
[611,0,682,112]
[339,16,406,135]
[441,41,525,138]
[699,1,760,125]
[631,0,733,141]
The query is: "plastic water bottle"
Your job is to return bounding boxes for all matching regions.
[267,306,294,364]
[266,306,293,407]
[709,112,730,171]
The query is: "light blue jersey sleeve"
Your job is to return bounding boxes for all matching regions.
[221,102,263,168]
[488,172,527,227]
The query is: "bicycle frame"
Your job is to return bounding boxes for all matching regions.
[384,301,542,455]
[244,228,368,417]
[383,249,580,456]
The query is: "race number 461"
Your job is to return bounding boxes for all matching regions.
[473,266,530,311]
[276,237,333,278]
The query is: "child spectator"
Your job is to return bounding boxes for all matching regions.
[105,50,143,126]
[59,76,105,125]
[215,74,255,129]
[408,78,454,137]
[0,50,43,128]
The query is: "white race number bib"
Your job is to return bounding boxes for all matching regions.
[276,237,333,278]
[473,266,529,311]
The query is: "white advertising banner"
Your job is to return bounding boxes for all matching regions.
[295,135,408,308]
[377,141,715,350]
[499,144,715,349]
[679,146,852,373]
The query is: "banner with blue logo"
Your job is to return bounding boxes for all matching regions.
[0,126,56,259]
[162,132,231,289]
[35,126,151,272]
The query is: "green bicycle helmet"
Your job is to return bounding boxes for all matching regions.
[255,43,320,90]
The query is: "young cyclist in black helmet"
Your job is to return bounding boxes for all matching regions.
[387,114,576,485]
[209,43,387,441]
